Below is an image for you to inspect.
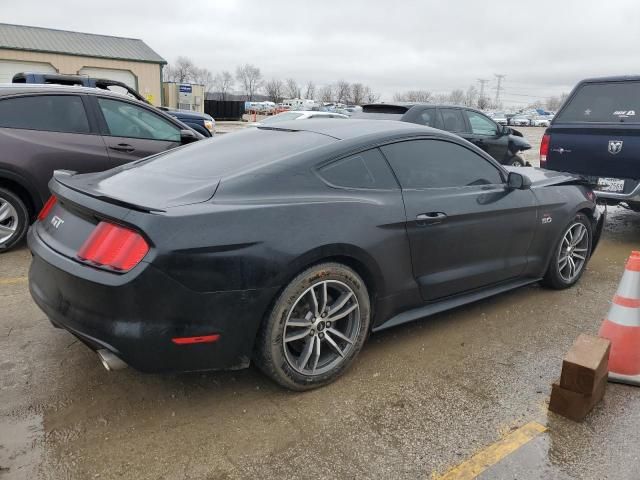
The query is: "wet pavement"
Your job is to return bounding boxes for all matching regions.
[1,207,640,479]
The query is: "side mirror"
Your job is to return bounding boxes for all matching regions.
[180,129,199,144]
[507,171,531,190]
[501,125,512,136]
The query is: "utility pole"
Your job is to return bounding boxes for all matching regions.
[494,74,506,106]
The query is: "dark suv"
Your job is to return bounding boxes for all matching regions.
[542,76,640,211]
[0,85,202,251]
[353,104,531,166]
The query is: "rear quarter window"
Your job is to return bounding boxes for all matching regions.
[556,81,640,123]
[318,148,398,189]
[0,95,90,133]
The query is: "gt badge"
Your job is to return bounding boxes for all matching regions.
[51,215,64,229]
[541,214,552,224]
[608,140,623,155]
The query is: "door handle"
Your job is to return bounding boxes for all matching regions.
[416,212,447,226]
[109,143,135,153]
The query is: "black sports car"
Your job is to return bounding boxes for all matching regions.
[28,120,605,390]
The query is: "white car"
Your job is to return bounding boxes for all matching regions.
[490,112,508,125]
[249,111,349,126]
[530,115,551,127]
[510,115,531,126]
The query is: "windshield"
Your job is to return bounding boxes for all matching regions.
[261,112,303,124]
[556,81,640,123]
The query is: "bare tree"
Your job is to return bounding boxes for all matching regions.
[393,90,433,102]
[363,86,380,104]
[213,71,234,101]
[264,78,285,103]
[164,56,198,83]
[304,81,316,100]
[335,80,351,104]
[193,67,214,95]
[448,89,465,105]
[236,64,263,101]
[477,94,490,110]
[350,83,366,105]
[546,92,568,111]
[284,78,301,99]
[319,85,333,103]
[464,85,478,107]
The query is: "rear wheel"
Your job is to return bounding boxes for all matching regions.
[0,188,29,252]
[255,263,370,390]
[541,213,592,289]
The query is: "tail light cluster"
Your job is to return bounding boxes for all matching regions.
[77,222,149,272]
[37,195,57,221]
[540,133,550,168]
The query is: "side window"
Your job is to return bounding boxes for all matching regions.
[466,111,499,136]
[380,139,503,189]
[97,98,180,141]
[439,108,468,133]
[418,108,436,127]
[0,95,90,134]
[318,148,398,189]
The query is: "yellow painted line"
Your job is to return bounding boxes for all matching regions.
[0,276,28,285]
[434,422,547,480]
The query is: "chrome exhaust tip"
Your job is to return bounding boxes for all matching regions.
[97,349,128,371]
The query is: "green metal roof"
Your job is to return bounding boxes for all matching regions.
[0,23,166,64]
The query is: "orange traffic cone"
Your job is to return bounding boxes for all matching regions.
[598,251,640,386]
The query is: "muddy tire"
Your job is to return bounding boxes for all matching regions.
[0,187,29,253]
[255,263,370,391]
[541,213,592,290]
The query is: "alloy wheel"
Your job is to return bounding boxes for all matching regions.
[0,198,18,245]
[283,280,361,375]
[557,222,589,282]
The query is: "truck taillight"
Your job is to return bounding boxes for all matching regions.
[77,221,149,272]
[37,196,57,221]
[540,133,550,168]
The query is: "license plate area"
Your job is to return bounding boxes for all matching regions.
[596,177,625,193]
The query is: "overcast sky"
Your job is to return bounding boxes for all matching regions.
[5,0,640,105]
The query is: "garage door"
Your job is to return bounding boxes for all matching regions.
[0,60,56,83]
[78,67,136,89]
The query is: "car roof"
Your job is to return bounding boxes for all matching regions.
[0,83,136,100]
[577,75,640,84]
[258,118,447,141]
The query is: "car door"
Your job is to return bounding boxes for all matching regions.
[0,93,112,203]
[463,110,509,162]
[380,138,537,301]
[93,96,182,163]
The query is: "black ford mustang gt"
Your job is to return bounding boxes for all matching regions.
[28,120,605,390]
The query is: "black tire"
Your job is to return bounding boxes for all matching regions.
[541,213,592,289]
[508,155,525,167]
[255,262,371,391]
[0,187,29,253]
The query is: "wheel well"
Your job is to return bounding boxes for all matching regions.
[0,178,36,219]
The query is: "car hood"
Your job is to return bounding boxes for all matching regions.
[504,166,586,188]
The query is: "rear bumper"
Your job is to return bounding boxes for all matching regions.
[594,181,640,202]
[28,227,278,373]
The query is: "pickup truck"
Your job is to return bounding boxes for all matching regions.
[541,76,640,211]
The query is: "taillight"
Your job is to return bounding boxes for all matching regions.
[38,196,57,221]
[77,221,149,272]
[540,133,550,168]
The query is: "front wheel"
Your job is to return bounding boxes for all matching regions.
[255,263,370,390]
[508,155,525,167]
[541,213,592,289]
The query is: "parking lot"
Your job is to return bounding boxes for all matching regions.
[1,124,639,479]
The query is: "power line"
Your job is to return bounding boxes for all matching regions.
[494,74,506,105]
